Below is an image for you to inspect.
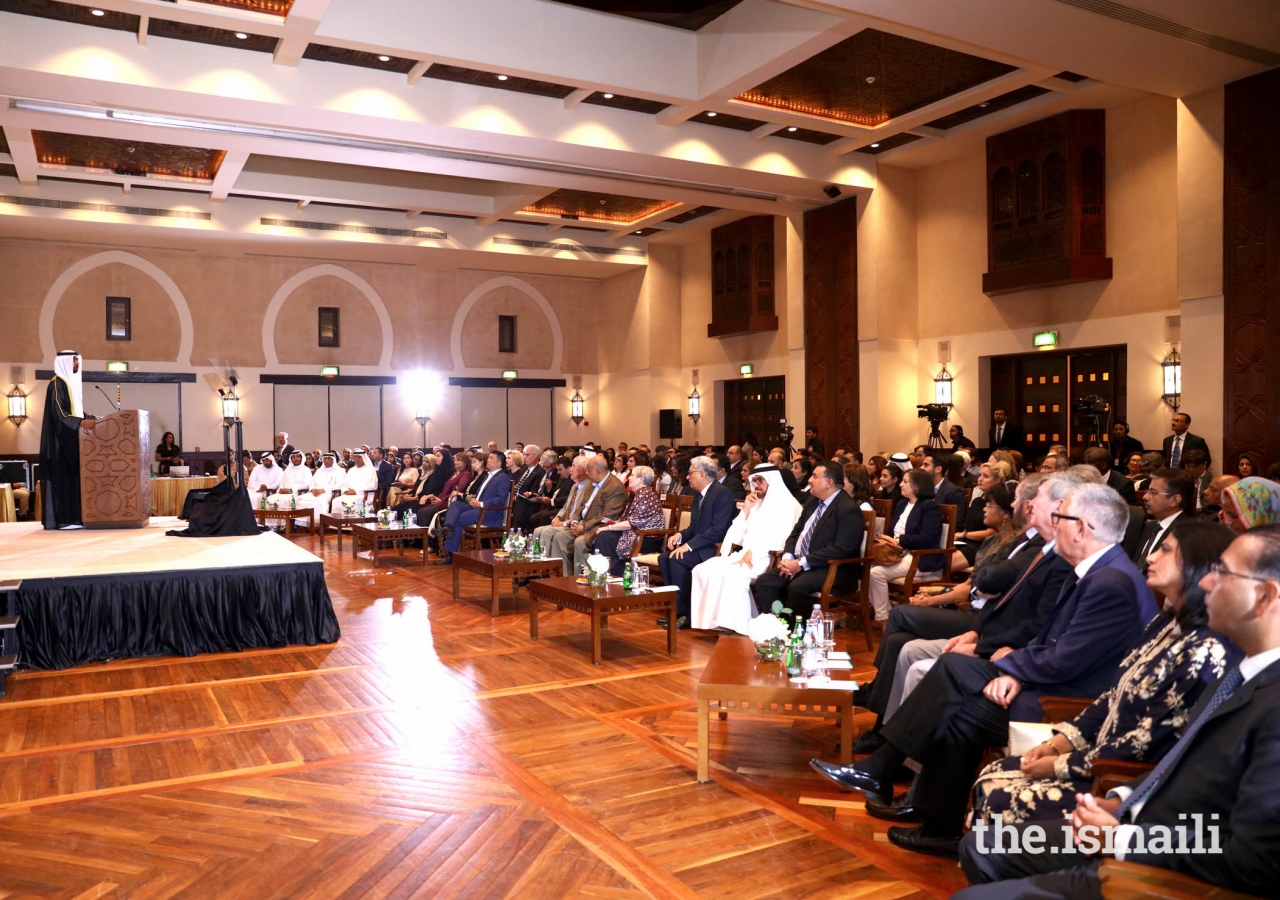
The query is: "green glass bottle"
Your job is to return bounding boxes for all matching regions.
[622,561,633,592]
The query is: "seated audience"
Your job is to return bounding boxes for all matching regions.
[1038,454,1068,475]
[923,451,966,508]
[594,466,665,575]
[1123,450,1146,483]
[716,453,746,501]
[656,456,738,630]
[307,453,346,511]
[1220,477,1280,534]
[10,481,30,518]
[1235,451,1258,478]
[690,465,802,634]
[955,526,1280,900]
[510,447,555,530]
[791,456,814,492]
[1200,473,1238,521]
[950,425,976,452]
[532,457,590,552]
[526,455,573,530]
[869,469,944,620]
[972,519,1233,826]
[1083,446,1137,505]
[436,450,512,563]
[248,453,283,497]
[866,455,887,485]
[1181,448,1211,511]
[611,452,628,483]
[267,451,317,523]
[842,463,875,510]
[1133,468,1194,569]
[329,451,377,514]
[1132,450,1165,490]
[876,463,904,506]
[385,452,419,507]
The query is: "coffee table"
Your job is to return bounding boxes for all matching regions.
[349,523,430,566]
[696,635,856,782]
[317,513,377,551]
[252,506,314,537]
[528,577,677,665]
[451,549,568,616]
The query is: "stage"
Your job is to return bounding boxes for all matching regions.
[0,518,341,669]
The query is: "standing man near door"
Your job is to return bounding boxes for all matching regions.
[988,409,1024,454]
[1162,412,1210,469]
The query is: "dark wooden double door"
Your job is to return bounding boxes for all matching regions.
[990,345,1127,460]
[723,377,786,448]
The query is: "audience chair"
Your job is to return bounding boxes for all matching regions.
[872,498,894,528]
[462,483,517,551]
[885,503,959,604]
[1098,860,1255,899]
[632,492,693,583]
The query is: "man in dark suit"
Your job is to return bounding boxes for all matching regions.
[812,482,1156,857]
[528,456,574,530]
[1162,411,1210,468]
[657,456,737,629]
[1108,420,1144,470]
[989,409,1025,454]
[1082,446,1137,505]
[715,453,746,502]
[437,450,512,563]
[922,451,967,508]
[511,447,557,531]
[752,461,865,620]
[1181,448,1212,512]
[954,526,1280,899]
[726,445,745,484]
[1131,469,1194,571]
[369,447,396,494]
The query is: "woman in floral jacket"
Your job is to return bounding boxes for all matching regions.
[971,519,1237,824]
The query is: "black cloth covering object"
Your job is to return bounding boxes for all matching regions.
[12,562,341,669]
[168,479,263,537]
[38,376,83,529]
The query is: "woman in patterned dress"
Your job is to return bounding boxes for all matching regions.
[970,519,1236,825]
[593,466,665,576]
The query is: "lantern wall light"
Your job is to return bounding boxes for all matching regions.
[933,365,954,406]
[6,386,27,427]
[1161,346,1181,410]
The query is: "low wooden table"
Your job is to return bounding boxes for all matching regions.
[528,577,677,665]
[350,523,430,566]
[152,476,219,516]
[696,635,856,782]
[451,549,568,616]
[252,506,314,537]
[317,513,377,551]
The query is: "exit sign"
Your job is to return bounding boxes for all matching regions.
[1033,331,1058,348]
[502,370,518,380]
[740,364,753,377]
[106,361,129,373]
[320,365,339,377]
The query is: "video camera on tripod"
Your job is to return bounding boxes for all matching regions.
[917,403,951,449]
[1073,394,1111,449]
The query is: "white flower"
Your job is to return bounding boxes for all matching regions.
[587,553,610,575]
[747,613,790,643]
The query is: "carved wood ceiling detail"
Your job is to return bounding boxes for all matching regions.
[0,0,138,32]
[149,19,277,53]
[736,28,1017,127]
[520,189,678,224]
[581,92,670,115]
[302,45,417,74]
[926,84,1051,131]
[32,131,227,180]
[665,205,719,224]
[425,64,577,99]
[856,132,922,155]
[695,111,768,132]
[181,0,293,14]
[0,130,9,156]
[774,126,841,145]
[547,0,744,30]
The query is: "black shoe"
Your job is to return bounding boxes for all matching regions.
[865,793,922,823]
[808,759,891,803]
[885,826,960,859]
[656,616,689,629]
[434,554,452,565]
[851,731,886,754]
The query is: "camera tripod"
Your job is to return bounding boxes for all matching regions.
[926,420,948,450]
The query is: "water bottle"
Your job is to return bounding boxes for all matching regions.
[290,494,297,510]
[784,621,804,676]
[532,536,541,558]
[807,603,824,645]
[622,560,633,592]
[259,494,266,510]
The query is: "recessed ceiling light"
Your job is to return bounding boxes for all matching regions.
[706,111,717,117]
[870,142,880,148]
[235,32,248,39]
[635,230,643,234]
[378,55,390,62]
[978,102,990,108]
[602,93,614,99]
[91,8,105,14]
[787,126,797,132]
[497,74,508,81]
[865,76,876,84]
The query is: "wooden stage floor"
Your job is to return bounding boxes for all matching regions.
[0,518,321,580]
[0,529,966,899]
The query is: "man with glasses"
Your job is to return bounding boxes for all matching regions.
[1133,469,1194,570]
[955,525,1280,899]
[812,482,1156,859]
[1038,454,1068,475]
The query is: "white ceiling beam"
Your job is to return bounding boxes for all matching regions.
[655,105,702,127]
[405,207,423,219]
[601,202,692,241]
[137,14,148,46]
[209,149,249,202]
[475,189,554,227]
[297,198,310,208]
[406,60,431,85]
[563,89,593,110]
[4,128,40,186]
[749,122,784,141]
[273,0,334,67]
[905,126,946,139]
[121,182,131,194]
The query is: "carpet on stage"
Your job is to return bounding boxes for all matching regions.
[0,519,340,669]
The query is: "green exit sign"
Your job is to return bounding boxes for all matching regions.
[320,366,339,377]
[1033,331,1058,348]
[502,370,518,380]
[740,364,753,377]
[106,361,129,373]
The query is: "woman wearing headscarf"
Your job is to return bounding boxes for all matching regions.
[689,465,803,634]
[1219,476,1280,533]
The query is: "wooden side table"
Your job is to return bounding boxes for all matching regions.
[451,549,568,616]
[527,577,677,665]
[350,524,430,566]
[318,513,377,551]
[252,506,314,537]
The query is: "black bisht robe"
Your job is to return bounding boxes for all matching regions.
[38,377,82,529]
[167,476,264,537]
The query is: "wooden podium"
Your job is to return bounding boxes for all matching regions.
[80,409,152,529]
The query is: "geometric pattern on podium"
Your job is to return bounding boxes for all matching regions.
[80,410,152,527]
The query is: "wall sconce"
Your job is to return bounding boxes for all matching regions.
[220,388,240,425]
[570,388,585,426]
[933,365,954,406]
[688,386,701,424]
[7,386,27,427]
[1161,346,1181,410]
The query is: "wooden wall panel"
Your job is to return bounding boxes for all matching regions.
[803,198,859,452]
[1224,68,1280,472]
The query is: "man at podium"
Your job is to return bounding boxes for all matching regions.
[39,350,96,530]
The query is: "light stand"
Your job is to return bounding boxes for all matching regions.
[415,414,430,448]
[220,382,244,487]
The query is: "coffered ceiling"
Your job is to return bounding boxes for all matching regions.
[0,0,1275,266]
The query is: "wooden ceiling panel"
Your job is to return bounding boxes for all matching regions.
[0,164,17,180]
[856,132,922,155]
[548,0,743,30]
[425,64,578,99]
[736,28,1017,127]
[33,131,226,180]
[774,126,841,145]
[521,189,678,224]
[181,0,293,14]
[581,92,670,115]
[664,205,719,224]
[0,130,9,156]
[925,84,1051,130]
[149,18,277,53]
[693,111,768,132]
[302,44,417,74]
[0,0,139,32]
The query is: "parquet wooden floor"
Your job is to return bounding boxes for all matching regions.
[0,534,968,899]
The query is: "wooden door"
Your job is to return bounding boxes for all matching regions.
[1067,347,1126,452]
[1011,354,1069,461]
[723,377,786,448]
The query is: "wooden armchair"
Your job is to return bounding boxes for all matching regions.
[1038,695,1156,795]
[631,493,693,583]
[872,499,894,530]
[887,503,959,604]
[807,509,878,650]
[462,483,516,551]
[1099,861,1261,899]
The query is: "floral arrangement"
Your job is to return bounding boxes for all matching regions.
[747,613,790,644]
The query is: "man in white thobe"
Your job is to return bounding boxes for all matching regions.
[330,452,378,514]
[269,452,318,524]
[247,453,283,497]
[309,453,346,514]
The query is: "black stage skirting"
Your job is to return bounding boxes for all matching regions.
[12,561,341,669]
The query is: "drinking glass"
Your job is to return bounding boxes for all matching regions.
[634,564,649,592]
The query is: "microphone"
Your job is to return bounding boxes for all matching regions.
[94,385,121,412]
